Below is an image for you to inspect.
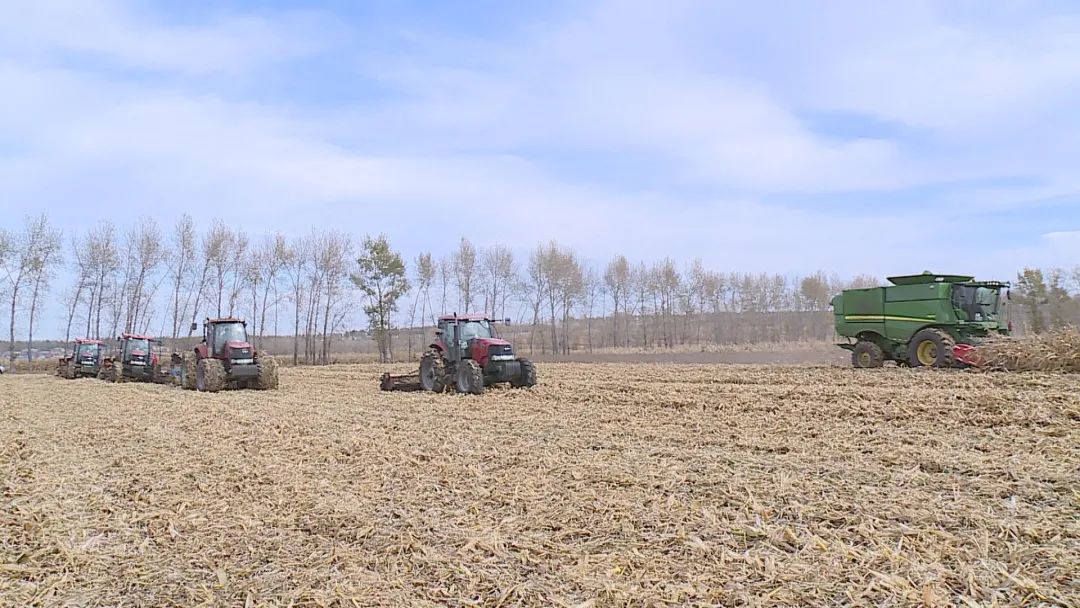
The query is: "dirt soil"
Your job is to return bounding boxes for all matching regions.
[1,364,1077,607]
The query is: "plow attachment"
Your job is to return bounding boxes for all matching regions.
[380,372,424,392]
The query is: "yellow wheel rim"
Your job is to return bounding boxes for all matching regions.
[916,341,937,366]
[858,352,872,367]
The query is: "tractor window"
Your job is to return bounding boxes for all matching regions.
[77,343,100,358]
[459,320,493,342]
[123,339,150,359]
[213,323,247,353]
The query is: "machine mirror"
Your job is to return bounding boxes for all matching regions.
[190,322,198,332]
[504,318,512,325]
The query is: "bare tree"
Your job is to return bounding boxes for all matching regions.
[314,231,352,364]
[452,237,478,312]
[122,218,165,334]
[282,236,310,365]
[604,255,631,348]
[481,244,516,320]
[407,252,436,357]
[1,214,61,363]
[85,222,119,339]
[169,215,197,338]
[257,233,288,345]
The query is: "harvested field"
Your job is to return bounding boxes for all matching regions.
[1,364,1077,607]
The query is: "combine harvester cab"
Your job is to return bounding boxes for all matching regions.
[381,314,537,394]
[832,271,1010,368]
[179,317,279,392]
[56,338,105,379]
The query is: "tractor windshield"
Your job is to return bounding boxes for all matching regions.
[952,285,1001,321]
[459,320,493,341]
[76,343,100,358]
[213,323,248,350]
[123,339,150,358]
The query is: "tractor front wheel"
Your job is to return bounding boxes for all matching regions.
[420,351,447,392]
[456,359,485,395]
[511,358,537,388]
[908,328,956,368]
[196,358,226,392]
[852,341,885,368]
[254,355,279,390]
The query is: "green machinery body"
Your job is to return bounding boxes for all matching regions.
[831,272,1010,367]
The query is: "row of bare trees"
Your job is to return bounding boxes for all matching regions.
[399,238,881,357]
[22,213,1041,364]
[1,214,363,365]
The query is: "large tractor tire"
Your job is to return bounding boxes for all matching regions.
[419,351,447,393]
[456,359,485,395]
[908,328,956,368]
[511,358,537,388]
[852,341,885,368]
[196,358,226,392]
[180,353,197,390]
[254,355,279,390]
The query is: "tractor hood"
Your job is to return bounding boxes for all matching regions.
[472,337,512,350]
[224,340,254,355]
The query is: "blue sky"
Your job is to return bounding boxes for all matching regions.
[2,0,1080,282]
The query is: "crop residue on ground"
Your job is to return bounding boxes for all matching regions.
[1,364,1077,606]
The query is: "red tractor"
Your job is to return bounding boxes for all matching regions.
[381,314,536,394]
[98,334,173,383]
[56,338,105,379]
[180,317,278,392]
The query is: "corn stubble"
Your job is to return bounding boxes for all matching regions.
[978,328,1080,373]
[1,363,1076,607]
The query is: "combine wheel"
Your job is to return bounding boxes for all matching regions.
[196,358,226,392]
[419,351,447,392]
[851,341,884,368]
[456,359,485,395]
[180,353,197,390]
[254,355,279,390]
[511,358,537,388]
[907,328,956,368]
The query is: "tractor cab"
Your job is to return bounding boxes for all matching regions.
[192,318,256,368]
[120,335,153,367]
[434,314,515,367]
[73,340,102,364]
[209,320,251,357]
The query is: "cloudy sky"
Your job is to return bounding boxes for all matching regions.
[2,0,1079,281]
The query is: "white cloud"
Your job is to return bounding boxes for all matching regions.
[0,0,1078,284]
[0,0,330,75]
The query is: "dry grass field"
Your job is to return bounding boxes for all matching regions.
[1,364,1077,607]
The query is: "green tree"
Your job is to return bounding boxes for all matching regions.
[351,235,409,363]
[1015,268,1049,333]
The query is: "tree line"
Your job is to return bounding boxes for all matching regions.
[5,213,1076,365]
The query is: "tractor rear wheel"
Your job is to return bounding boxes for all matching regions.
[420,351,447,392]
[511,358,537,388]
[908,328,956,368]
[851,341,885,368]
[196,358,226,392]
[180,353,197,390]
[254,355,279,390]
[456,359,484,395]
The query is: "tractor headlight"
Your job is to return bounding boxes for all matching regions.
[490,354,515,361]
[232,358,255,365]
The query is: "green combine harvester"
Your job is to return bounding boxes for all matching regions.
[832,272,1011,368]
